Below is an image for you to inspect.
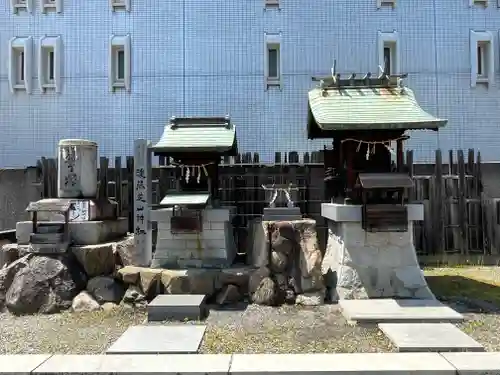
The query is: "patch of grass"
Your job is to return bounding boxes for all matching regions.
[424,267,500,305]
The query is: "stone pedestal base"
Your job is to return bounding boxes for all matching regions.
[262,207,302,221]
[321,203,434,301]
[150,207,237,269]
[16,218,128,246]
[35,199,118,222]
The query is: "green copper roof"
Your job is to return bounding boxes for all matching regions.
[307,86,447,133]
[152,116,237,154]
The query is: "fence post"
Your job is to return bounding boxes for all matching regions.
[133,139,152,267]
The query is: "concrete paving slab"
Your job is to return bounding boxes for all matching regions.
[340,298,464,323]
[106,325,206,354]
[32,354,231,374]
[441,352,500,374]
[148,294,208,322]
[229,353,457,374]
[379,323,484,352]
[0,354,52,374]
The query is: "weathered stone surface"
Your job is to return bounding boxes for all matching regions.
[0,254,32,309]
[4,254,87,315]
[218,267,253,291]
[102,302,119,312]
[296,291,324,306]
[162,269,218,296]
[322,221,435,301]
[87,276,125,304]
[251,277,276,305]
[247,220,324,306]
[1,243,19,269]
[270,251,287,273]
[72,291,101,312]
[117,265,141,284]
[138,269,162,298]
[123,285,146,305]
[70,243,115,278]
[215,284,241,305]
[113,234,136,266]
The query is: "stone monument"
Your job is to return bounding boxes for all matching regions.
[307,69,448,301]
[16,139,128,251]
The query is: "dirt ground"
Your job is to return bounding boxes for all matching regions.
[1,266,500,354]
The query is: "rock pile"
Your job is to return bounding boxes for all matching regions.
[0,235,141,315]
[247,219,325,306]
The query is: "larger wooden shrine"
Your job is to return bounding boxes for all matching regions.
[307,69,447,231]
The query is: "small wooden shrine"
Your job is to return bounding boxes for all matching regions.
[307,69,447,231]
[151,116,237,233]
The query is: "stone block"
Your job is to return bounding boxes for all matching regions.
[441,352,500,374]
[33,354,232,374]
[35,199,118,222]
[0,354,52,374]
[161,268,219,295]
[340,299,464,324]
[69,242,115,277]
[147,294,207,321]
[210,221,225,230]
[379,323,484,352]
[16,218,128,246]
[229,353,457,374]
[106,325,206,354]
[262,207,302,221]
[322,203,425,222]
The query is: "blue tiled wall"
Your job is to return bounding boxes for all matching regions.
[0,0,499,167]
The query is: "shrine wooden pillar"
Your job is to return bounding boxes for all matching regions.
[396,139,404,171]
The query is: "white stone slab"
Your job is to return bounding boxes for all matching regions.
[33,354,231,374]
[441,352,500,374]
[0,354,52,374]
[230,353,456,374]
[340,299,464,323]
[106,325,206,354]
[379,323,484,352]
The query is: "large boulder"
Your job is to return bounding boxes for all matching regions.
[87,276,125,304]
[112,234,137,267]
[2,254,87,315]
[70,243,115,277]
[1,243,19,269]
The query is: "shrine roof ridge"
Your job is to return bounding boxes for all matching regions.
[311,72,408,90]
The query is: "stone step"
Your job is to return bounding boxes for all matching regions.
[106,325,206,354]
[147,294,208,322]
[340,299,464,324]
[379,323,485,352]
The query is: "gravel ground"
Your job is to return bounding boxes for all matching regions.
[1,301,500,354]
[2,266,500,354]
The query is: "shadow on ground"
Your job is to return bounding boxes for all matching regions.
[426,275,500,313]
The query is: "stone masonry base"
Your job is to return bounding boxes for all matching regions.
[322,221,434,301]
[151,207,236,269]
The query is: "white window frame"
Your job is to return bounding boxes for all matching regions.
[109,34,131,92]
[470,30,494,87]
[470,0,487,6]
[8,37,33,93]
[41,0,62,13]
[110,0,130,11]
[265,0,280,9]
[38,36,62,93]
[264,32,282,89]
[377,31,399,75]
[377,0,395,8]
[10,0,33,13]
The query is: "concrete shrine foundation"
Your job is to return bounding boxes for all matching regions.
[321,203,434,301]
[150,207,237,269]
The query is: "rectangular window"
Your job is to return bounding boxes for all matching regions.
[41,0,61,12]
[378,31,399,75]
[110,0,130,11]
[109,34,131,91]
[116,49,125,81]
[9,36,33,93]
[470,31,494,87]
[17,52,25,83]
[469,0,487,6]
[265,0,279,8]
[377,0,395,7]
[267,47,279,79]
[264,33,282,88]
[11,0,32,13]
[38,36,62,92]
